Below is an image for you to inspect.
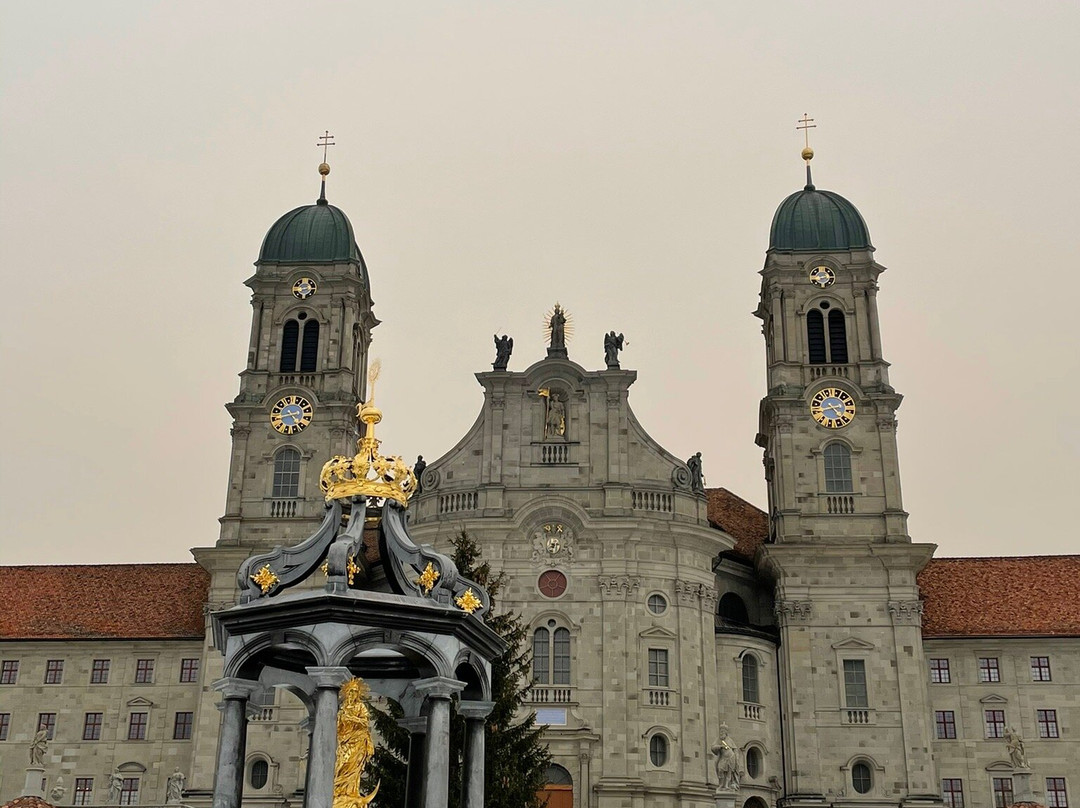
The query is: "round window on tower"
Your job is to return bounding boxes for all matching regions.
[538,570,567,599]
[646,593,668,615]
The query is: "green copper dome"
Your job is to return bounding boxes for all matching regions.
[769,181,872,252]
[259,197,366,266]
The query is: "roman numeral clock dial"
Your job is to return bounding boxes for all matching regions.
[270,395,314,435]
[810,387,856,429]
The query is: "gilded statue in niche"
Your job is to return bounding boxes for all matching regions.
[333,678,379,808]
[538,388,566,438]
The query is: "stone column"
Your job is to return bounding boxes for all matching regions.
[21,768,46,799]
[211,678,259,808]
[305,667,353,808]
[412,677,465,808]
[458,701,494,808]
[399,717,428,808]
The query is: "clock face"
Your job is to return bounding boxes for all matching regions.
[292,278,317,299]
[810,387,856,429]
[270,395,314,435]
[809,266,835,288]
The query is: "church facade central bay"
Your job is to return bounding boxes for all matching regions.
[1,153,1077,808]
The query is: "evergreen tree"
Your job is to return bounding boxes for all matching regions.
[364,530,551,807]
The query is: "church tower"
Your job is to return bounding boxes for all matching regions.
[218,158,377,549]
[754,139,942,807]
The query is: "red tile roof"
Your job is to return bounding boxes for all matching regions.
[919,555,1080,638]
[706,487,769,561]
[2,797,54,808]
[0,564,209,640]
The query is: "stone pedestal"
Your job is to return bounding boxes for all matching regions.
[22,768,46,798]
[1012,768,1036,804]
[714,789,738,808]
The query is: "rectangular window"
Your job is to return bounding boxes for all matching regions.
[272,450,302,498]
[74,778,94,806]
[985,709,1006,739]
[173,711,194,740]
[824,444,854,492]
[83,712,104,741]
[128,712,148,740]
[44,659,64,684]
[930,658,951,683]
[1047,778,1069,808]
[1038,709,1061,739]
[552,630,570,686]
[993,777,1014,808]
[531,629,549,684]
[90,659,110,684]
[134,659,154,684]
[0,712,10,741]
[979,657,1000,682]
[935,710,957,739]
[38,712,57,740]
[119,778,139,806]
[179,658,200,683]
[648,648,669,688]
[843,659,869,708]
[1032,656,1052,681]
[0,660,19,684]
[942,779,964,808]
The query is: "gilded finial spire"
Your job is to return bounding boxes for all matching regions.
[796,113,816,190]
[317,130,335,204]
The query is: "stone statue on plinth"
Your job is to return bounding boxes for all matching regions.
[492,334,513,371]
[687,452,705,494]
[711,723,743,792]
[166,768,186,804]
[604,331,625,369]
[29,729,48,766]
[108,768,124,804]
[1005,726,1028,769]
[545,303,570,358]
[413,455,427,494]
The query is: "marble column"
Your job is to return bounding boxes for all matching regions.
[211,678,259,808]
[399,716,428,808]
[458,701,494,808]
[411,677,465,808]
[305,667,353,808]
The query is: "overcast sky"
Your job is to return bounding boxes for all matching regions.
[2,1,1078,565]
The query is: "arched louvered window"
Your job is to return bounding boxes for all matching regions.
[532,628,550,684]
[300,320,320,372]
[742,655,760,703]
[272,448,301,498]
[280,320,299,372]
[807,309,827,364]
[718,592,749,625]
[828,309,848,363]
[824,442,853,493]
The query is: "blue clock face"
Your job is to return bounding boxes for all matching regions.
[810,387,856,428]
[270,396,314,435]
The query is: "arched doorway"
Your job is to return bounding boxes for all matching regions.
[743,797,769,808]
[538,763,573,808]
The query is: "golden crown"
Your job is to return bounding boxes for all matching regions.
[319,361,418,506]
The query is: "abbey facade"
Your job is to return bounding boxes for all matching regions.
[2,158,1077,808]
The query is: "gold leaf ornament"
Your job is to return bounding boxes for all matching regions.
[455,588,482,614]
[250,565,279,594]
[416,562,440,594]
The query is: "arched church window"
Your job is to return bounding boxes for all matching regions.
[300,320,320,372]
[718,592,749,625]
[272,448,301,498]
[742,655,760,704]
[828,309,848,363]
[532,624,571,685]
[249,759,269,789]
[824,443,853,493]
[279,320,299,373]
[649,734,668,766]
[852,761,872,794]
[807,309,827,364]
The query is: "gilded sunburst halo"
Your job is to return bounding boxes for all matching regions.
[542,303,574,343]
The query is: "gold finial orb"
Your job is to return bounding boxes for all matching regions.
[802,147,814,161]
[319,162,331,177]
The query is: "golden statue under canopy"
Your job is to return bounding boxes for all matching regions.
[333,678,379,808]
